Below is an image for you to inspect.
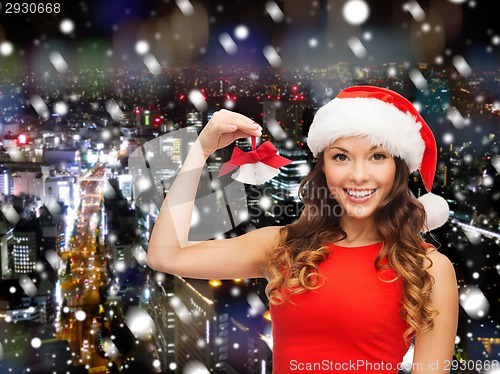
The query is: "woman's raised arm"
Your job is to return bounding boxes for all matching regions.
[146,109,282,279]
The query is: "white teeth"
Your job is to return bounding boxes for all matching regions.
[346,189,376,198]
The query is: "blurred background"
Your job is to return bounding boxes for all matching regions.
[0,0,499,373]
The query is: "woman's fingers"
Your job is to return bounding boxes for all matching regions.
[217,123,238,133]
[232,129,257,140]
[213,114,262,137]
[200,109,263,156]
[216,124,261,138]
[212,109,260,133]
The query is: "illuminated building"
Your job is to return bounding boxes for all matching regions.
[143,275,271,373]
[141,274,177,372]
[0,211,14,279]
[39,205,66,255]
[135,108,165,132]
[5,280,55,324]
[44,175,75,208]
[12,171,43,198]
[0,168,13,196]
[262,100,307,145]
[12,219,39,275]
[42,149,81,173]
[172,277,217,372]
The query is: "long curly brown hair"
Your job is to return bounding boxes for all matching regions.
[264,152,439,343]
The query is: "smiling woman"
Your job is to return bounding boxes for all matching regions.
[147,86,458,374]
[266,86,457,373]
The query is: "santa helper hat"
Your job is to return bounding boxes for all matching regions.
[307,85,449,231]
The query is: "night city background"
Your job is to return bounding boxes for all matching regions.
[0,0,499,373]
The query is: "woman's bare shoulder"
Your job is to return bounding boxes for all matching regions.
[424,245,456,279]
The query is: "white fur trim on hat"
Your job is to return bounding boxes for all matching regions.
[307,97,426,173]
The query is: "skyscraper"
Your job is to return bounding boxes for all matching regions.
[12,219,39,276]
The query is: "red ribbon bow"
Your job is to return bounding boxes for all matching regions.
[218,138,292,177]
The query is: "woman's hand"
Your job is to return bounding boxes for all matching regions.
[198,109,263,158]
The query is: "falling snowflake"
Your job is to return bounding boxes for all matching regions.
[0,41,14,56]
[403,1,426,22]
[31,338,42,349]
[347,37,367,59]
[75,310,86,321]
[263,45,282,67]
[491,155,500,175]
[30,95,50,120]
[188,89,207,111]
[452,55,472,77]
[462,228,480,244]
[265,1,285,23]
[44,250,61,271]
[105,100,125,122]
[143,54,162,75]
[459,285,489,319]
[53,101,69,116]
[176,0,195,16]
[49,51,69,74]
[102,338,120,359]
[183,361,210,373]
[132,245,147,266]
[447,107,467,129]
[135,40,150,55]
[125,307,156,340]
[247,293,266,316]
[266,118,287,140]
[224,99,235,109]
[170,296,192,324]
[342,0,370,25]
[409,69,428,89]
[19,275,37,297]
[59,19,75,34]
[234,25,249,40]
[1,204,20,225]
[219,33,238,55]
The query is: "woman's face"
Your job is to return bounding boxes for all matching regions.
[322,136,396,221]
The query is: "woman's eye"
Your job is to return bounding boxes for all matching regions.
[372,153,388,161]
[332,153,348,161]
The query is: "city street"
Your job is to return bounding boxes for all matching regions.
[56,166,111,373]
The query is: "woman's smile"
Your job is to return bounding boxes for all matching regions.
[343,187,379,202]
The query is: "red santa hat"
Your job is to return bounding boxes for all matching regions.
[307,85,449,231]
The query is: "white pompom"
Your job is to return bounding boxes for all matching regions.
[418,192,450,232]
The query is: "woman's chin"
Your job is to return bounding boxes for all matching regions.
[342,204,377,220]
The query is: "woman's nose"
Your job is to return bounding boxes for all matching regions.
[349,161,369,183]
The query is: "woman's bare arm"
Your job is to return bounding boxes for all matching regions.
[146,109,280,279]
[411,250,459,373]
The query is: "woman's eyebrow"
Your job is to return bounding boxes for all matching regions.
[328,146,349,152]
[327,145,381,152]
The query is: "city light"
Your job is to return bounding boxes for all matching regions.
[209,280,222,287]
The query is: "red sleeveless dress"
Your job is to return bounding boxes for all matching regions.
[270,242,411,373]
